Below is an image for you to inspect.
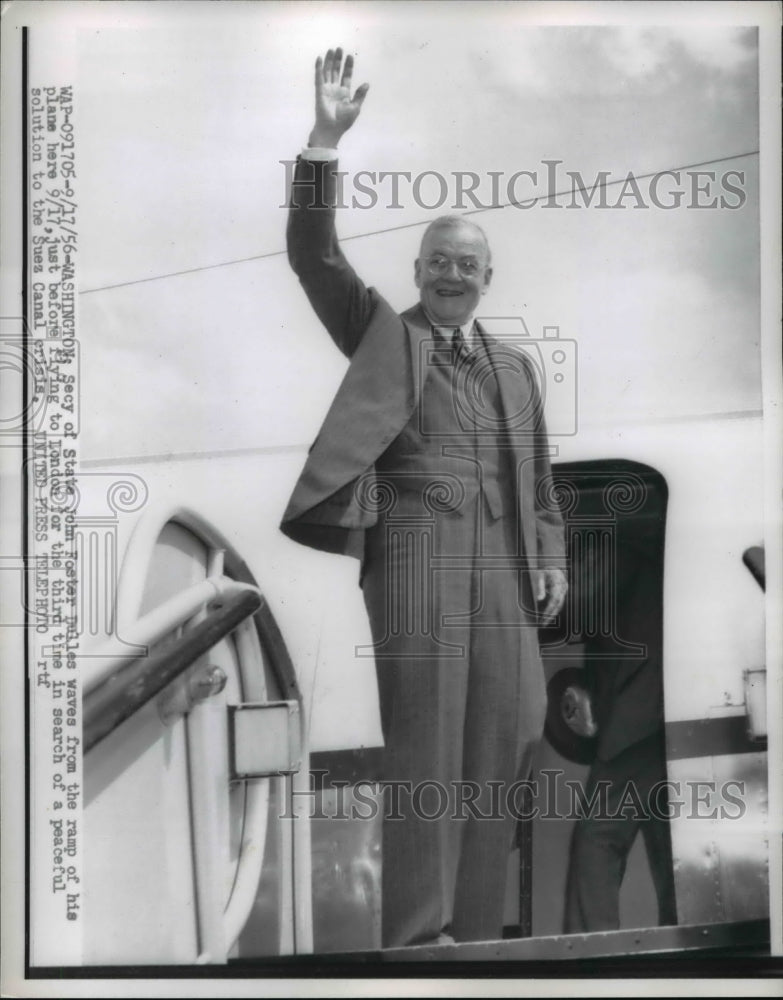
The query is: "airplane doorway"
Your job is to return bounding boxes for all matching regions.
[517,459,671,937]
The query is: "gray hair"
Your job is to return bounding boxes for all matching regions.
[419,215,492,265]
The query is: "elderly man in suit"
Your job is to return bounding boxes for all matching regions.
[281,49,567,946]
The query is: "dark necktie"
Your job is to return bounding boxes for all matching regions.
[452,327,470,365]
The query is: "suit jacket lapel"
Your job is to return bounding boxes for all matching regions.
[399,301,433,403]
[283,296,431,528]
[477,325,535,443]
[479,327,541,565]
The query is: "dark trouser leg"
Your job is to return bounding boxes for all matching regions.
[563,777,639,933]
[640,775,678,927]
[563,731,674,933]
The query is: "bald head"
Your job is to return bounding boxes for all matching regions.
[419,216,492,265]
[414,215,493,327]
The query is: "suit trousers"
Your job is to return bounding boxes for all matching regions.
[563,730,677,932]
[361,490,546,946]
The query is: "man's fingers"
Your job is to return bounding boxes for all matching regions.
[319,48,364,101]
[549,578,567,618]
[550,573,566,609]
[538,569,567,625]
[352,82,370,107]
[322,48,334,84]
[541,595,558,625]
[322,47,343,85]
[331,47,343,83]
[341,53,353,90]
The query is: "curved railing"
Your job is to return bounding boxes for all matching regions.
[82,505,312,961]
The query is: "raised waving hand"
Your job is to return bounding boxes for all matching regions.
[309,47,369,148]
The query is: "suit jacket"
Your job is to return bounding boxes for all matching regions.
[586,564,665,762]
[280,157,565,581]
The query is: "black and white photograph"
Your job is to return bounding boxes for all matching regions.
[1,1,781,995]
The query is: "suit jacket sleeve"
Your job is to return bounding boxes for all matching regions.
[524,354,566,570]
[534,436,566,570]
[287,156,378,358]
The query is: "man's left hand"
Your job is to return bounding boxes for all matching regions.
[536,567,568,626]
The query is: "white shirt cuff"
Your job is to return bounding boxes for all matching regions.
[301,146,338,161]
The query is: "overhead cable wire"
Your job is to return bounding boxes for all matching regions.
[80,149,759,296]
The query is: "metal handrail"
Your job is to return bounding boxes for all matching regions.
[84,588,262,753]
[85,503,312,955]
[82,576,261,695]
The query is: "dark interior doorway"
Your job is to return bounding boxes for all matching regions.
[510,458,670,937]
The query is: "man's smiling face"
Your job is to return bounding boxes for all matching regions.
[414,219,493,327]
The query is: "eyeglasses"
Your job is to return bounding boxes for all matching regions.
[421,254,484,278]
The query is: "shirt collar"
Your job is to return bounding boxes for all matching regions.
[428,316,476,348]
